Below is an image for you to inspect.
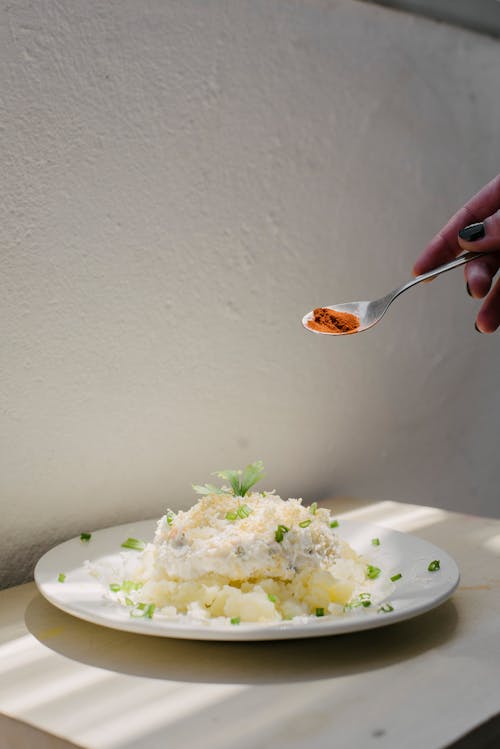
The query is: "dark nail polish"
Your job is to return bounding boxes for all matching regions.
[459,222,485,242]
[474,322,483,333]
[466,282,472,297]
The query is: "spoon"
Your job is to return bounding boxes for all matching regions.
[302,251,488,336]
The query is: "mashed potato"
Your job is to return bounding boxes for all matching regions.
[106,481,375,624]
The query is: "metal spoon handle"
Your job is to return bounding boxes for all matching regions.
[393,251,489,301]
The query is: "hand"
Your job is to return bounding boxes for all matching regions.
[413,174,500,333]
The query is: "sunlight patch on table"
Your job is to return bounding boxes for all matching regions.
[339,501,448,531]
[0,634,51,676]
[75,683,247,749]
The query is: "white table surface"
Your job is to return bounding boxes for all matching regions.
[1,498,499,749]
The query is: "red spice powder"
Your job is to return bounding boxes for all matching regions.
[308,307,360,334]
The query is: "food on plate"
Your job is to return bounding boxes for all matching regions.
[96,462,386,624]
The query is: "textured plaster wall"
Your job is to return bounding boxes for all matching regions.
[2,0,500,587]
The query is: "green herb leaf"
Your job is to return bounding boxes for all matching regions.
[275,524,289,543]
[299,519,312,528]
[192,483,227,496]
[428,560,440,572]
[230,616,241,625]
[58,573,66,583]
[268,594,277,603]
[80,532,92,542]
[121,538,146,551]
[315,607,325,617]
[371,537,380,546]
[213,470,242,496]
[390,573,402,582]
[330,520,339,528]
[310,502,318,515]
[379,603,394,613]
[109,583,121,592]
[366,565,381,580]
[239,461,265,497]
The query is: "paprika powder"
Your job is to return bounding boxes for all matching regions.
[307,307,360,335]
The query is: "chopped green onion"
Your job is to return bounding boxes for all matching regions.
[428,560,440,572]
[230,616,241,625]
[379,603,394,613]
[80,532,92,542]
[366,565,381,579]
[121,580,142,593]
[125,597,134,606]
[315,607,325,617]
[121,538,146,551]
[371,537,380,546]
[166,512,175,526]
[330,520,339,528]
[310,502,318,515]
[299,519,312,528]
[275,524,289,543]
[390,573,402,582]
[268,594,277,603]
[58,573,66,583]
[109,583,121,592]
[225,511,238,521]
[130,603,155,619]
[237,504,252,519]
[344,594,372,611]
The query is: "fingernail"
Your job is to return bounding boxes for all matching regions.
[466,282,472,297]
[459,222,485,242]
[474,322,483,333]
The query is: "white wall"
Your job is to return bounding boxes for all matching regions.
[2,0,500,587]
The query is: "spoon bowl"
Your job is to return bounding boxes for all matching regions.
[302,252,488,336]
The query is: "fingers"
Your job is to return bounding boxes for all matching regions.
[413,174,500,275]
[476,275,500,333]
[464,254,500,298]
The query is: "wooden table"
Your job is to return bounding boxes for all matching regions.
[1,498,499,749]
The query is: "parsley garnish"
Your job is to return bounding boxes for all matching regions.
[80,532,92,542]
[194,461,265,498]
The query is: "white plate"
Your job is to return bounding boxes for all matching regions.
[34,518,459,641]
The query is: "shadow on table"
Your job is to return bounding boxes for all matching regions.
[25,592,458,685]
